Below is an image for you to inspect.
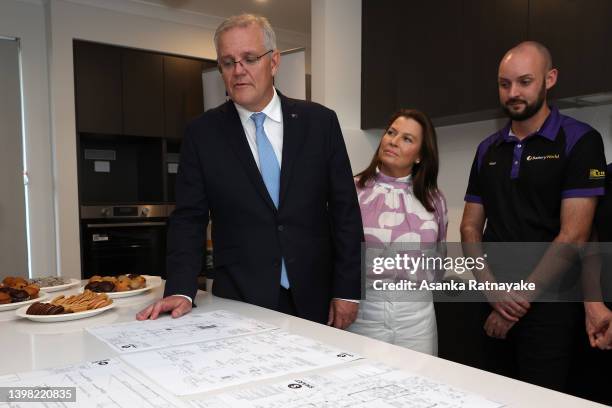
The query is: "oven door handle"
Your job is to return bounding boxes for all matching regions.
[86,222,167,228]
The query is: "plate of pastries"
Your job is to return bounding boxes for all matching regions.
[0,276,48,312]
[16,290,114,322]
[29,276,81,292]
[82,274,161,298]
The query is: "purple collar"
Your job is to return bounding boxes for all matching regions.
[499,105,561,144]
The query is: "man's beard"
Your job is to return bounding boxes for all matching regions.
[502,82,546,121]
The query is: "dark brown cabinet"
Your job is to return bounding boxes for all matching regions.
[122,49,164,137]
[395,1,465,120]
[462,0,529,113]
[362,0,612,128]
[74,41,122,135]
[74,40,208,139]
[529,0,612,100]
[164,56,204,139]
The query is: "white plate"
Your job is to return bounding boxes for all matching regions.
[39,278,81,293]
[0,292,49,312]
[15,301,115,322]
[81,275,162,299]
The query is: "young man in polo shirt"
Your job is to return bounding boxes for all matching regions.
[460,41,607,392]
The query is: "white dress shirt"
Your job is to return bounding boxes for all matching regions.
[234,87,284,168]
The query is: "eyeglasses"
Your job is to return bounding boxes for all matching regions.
[218,50,273,72]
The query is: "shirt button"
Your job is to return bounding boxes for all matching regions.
[514,161,519,165]
[517,144,522,148]
[277,225,284,232]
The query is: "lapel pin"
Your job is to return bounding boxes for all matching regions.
[290,113,298,119]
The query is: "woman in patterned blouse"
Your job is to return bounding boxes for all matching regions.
[348,109,448,355]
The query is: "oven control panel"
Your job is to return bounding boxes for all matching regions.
[81,205,169,219]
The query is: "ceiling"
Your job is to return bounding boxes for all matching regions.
[136,0,311,34]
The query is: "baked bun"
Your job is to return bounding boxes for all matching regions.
[128,274,146,289]
[114,278,131,292]
[7,277,28,290]
[101,276,117,284]
[89,275,103,283]
[2,277,17,286]
[0,292,10,304]
[23,284,40,298]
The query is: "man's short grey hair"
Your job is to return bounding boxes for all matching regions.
[214,14,277,56]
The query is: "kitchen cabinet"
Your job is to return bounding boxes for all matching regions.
[360,0,399,131]
[74,41,122,135]
[529,0,612,100]
[74,40,208,138]
[164,56,204,139]
[362,0,612,128]
[462,0,528,113]
[122,49,164,137]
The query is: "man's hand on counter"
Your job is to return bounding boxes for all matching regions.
[327,299,358,330]
[136,295,192,320]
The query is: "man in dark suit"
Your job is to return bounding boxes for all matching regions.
[137,14,363,327]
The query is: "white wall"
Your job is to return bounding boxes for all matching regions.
[310,0,381,172]
[0,0,55,278]
[311,0,612,243]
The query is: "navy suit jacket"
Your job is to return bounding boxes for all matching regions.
[163,92,364,323]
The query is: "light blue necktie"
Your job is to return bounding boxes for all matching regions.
[251,112,290,289]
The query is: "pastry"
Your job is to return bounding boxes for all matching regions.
[101,276,117,284]
[26,302,66,315]
[51,290,111,312]
[89,275,103,283]
[114,278,131,292]
[85,280,115,293]
[23,284,40,298]
[30,276,66,287]
[9,288,30,303]
[2,277,17,287]
[0,292,10,304]
[128,274,146,289]
[9,277,28,290]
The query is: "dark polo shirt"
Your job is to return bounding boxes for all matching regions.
[465,106,607,242]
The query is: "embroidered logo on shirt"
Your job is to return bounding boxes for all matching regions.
[488,161,496,166]
[526,154,560,161]
[589,169,606,179]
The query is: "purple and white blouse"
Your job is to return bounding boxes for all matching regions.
[356,170,448,281]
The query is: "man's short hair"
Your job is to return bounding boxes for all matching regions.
[214,14,277,56]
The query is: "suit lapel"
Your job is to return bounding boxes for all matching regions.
[221,102,277,212]
[279,94,307,209]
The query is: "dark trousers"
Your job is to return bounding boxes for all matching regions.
[277,287,298,316]
[567,304,612,405]
[481,302,582,392]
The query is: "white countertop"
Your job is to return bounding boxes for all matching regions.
[0,282,605,407]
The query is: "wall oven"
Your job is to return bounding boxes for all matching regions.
[80,205,172,279]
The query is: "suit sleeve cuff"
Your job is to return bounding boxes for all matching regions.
[334,297,360,303]
[169,294,193,304]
